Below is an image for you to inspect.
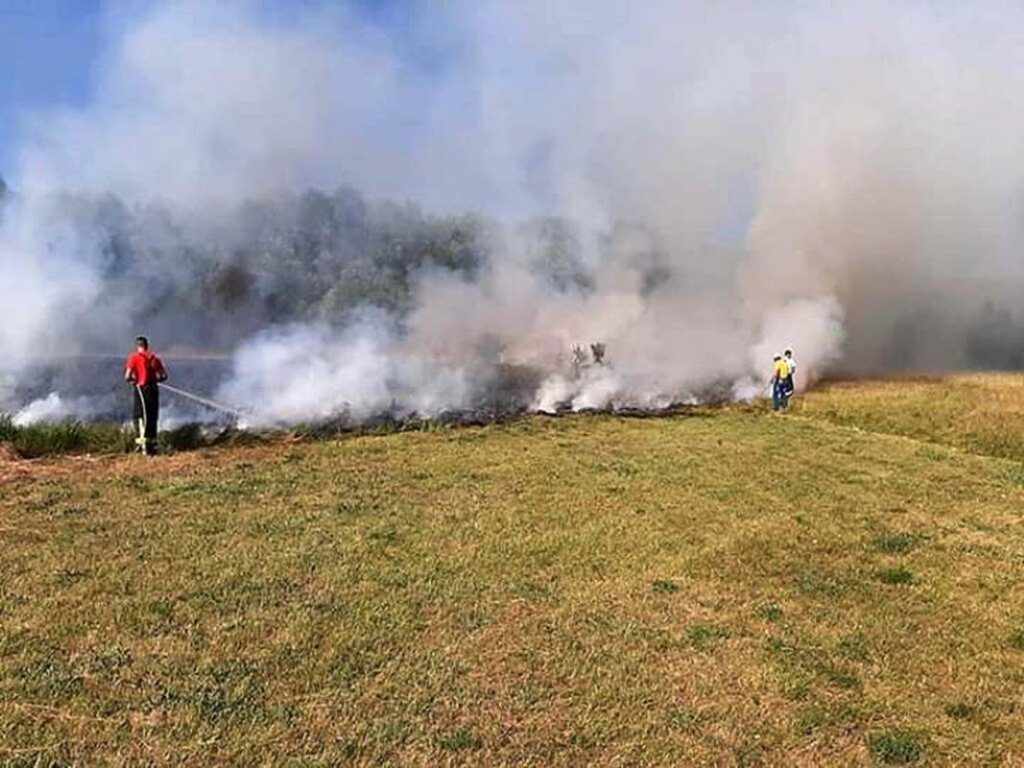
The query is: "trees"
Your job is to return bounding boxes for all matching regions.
[25,184,494,351]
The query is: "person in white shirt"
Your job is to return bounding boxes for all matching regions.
[783,348,796,397]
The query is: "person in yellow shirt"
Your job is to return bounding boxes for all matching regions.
[771,354,791,411]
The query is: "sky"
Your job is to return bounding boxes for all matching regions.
[0,0,413,177]
[0,0,105,173]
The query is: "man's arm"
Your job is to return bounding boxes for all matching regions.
[125,357,137,383]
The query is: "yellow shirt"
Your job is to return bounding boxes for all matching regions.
[774,359,790,379]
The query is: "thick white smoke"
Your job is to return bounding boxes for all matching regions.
[218,319,475,426]
[13,393,102,426]
[0,196,103,366]
[3,1,1023,424]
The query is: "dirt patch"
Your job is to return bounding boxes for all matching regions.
[0,440,297,487]
[0,442,31,485]
[0,445,114,486]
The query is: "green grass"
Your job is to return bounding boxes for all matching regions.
[2,377,1024,763]
[650,578,679,595]
[944,702,975,719]
[0,409,495,460]
[0,414,273,459]
[0,414,129,458]
[868,730,925,764]
[871,532,922,554]
[877,566,915,586]
[755,603,783,622]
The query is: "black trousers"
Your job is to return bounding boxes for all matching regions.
[132,383,160,440]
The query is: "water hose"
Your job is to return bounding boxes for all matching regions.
[134,384,149,452]
[159,382,245,417]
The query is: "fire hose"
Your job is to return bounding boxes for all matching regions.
[158,382,246,417]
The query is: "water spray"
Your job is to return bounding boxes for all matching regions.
[159,383,246,418]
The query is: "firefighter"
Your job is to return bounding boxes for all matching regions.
[124,336,168,455]
[783,348,797,399]
[771,353,791,411]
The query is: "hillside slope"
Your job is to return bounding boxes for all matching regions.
[2,379,1024,765]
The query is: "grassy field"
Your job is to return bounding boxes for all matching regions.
[801,374,1024,462]
[2,375,1024,765]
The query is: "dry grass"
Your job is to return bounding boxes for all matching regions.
[2,377,1024,764]
[799,373,1024,462]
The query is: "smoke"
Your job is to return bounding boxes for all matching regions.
[218,318,477,426]
[13,390,213,430]
[13,393,103,427]
[2,1,1024,424]
[0,195,104,364]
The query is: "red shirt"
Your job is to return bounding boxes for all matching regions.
[125,350,167,387]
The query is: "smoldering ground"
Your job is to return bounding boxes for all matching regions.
[2,1,1024,426]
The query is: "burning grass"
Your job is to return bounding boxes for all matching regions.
[1,376,1024,763]
[0,399,706,460]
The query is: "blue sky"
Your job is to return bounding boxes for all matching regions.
[0,0,414,178]
[0,0,104,174]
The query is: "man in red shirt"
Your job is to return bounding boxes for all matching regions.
[124,336,168,455]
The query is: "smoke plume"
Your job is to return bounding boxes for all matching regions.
[2,1,1023,425]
